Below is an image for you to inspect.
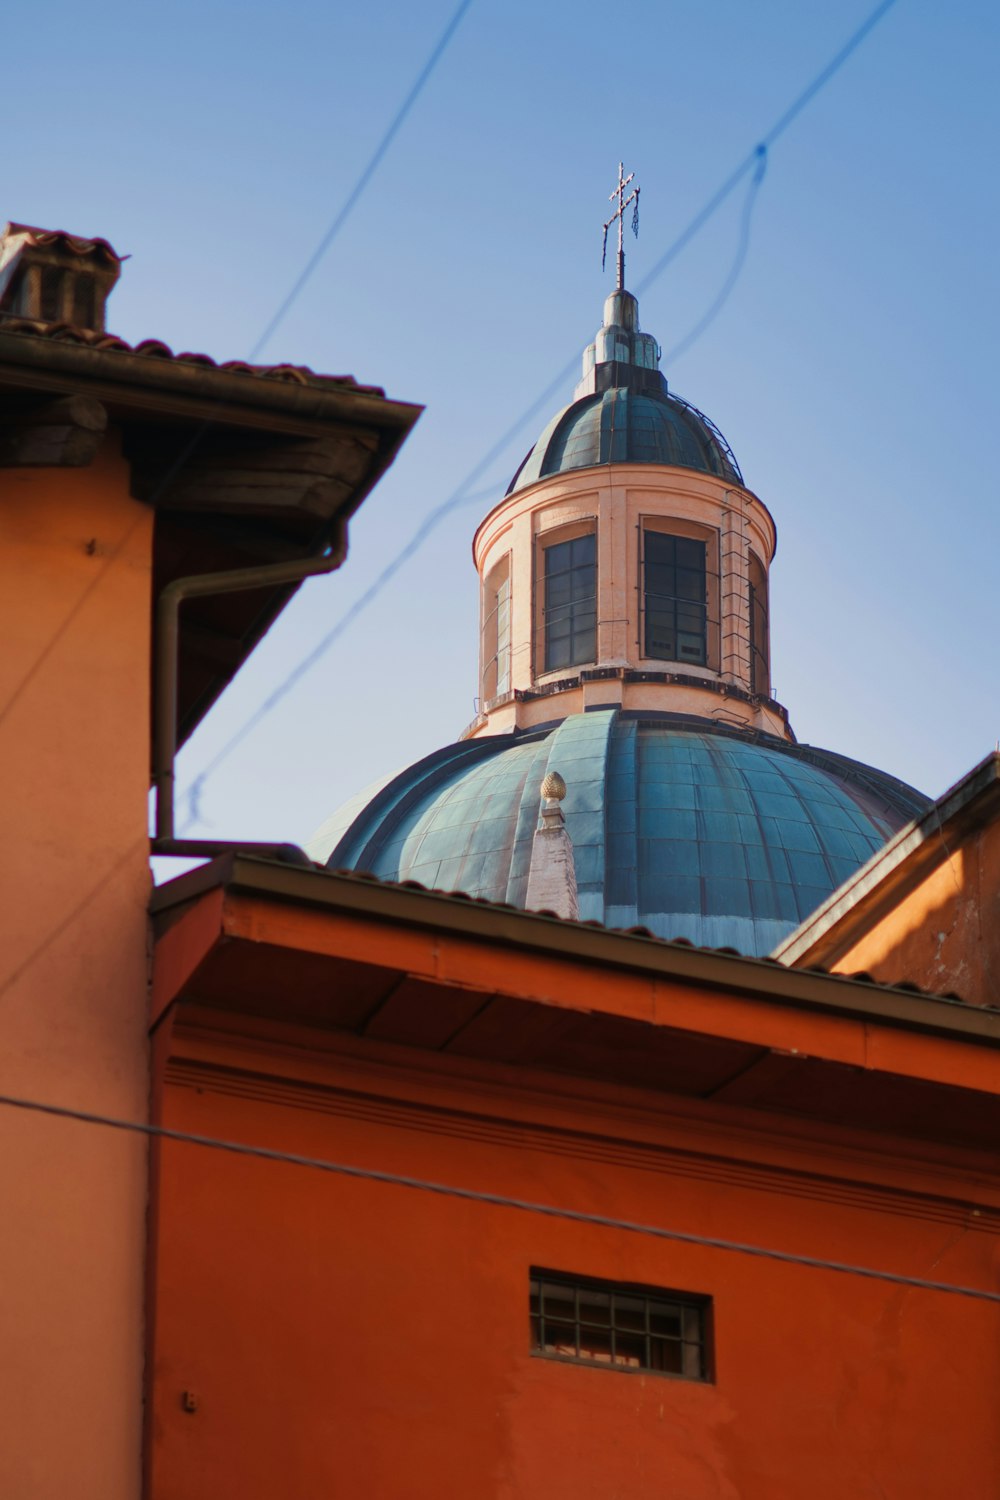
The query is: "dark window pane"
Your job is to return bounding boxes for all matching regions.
[649,1337,685,1374]
[646,532,675,565]
[677,569,704,600]
[572,565,596,600]
[530,1271,709,1381]
[649,1306,683,1338]
[545,636,571,671]
[676,537,704,568]
[578,1327,613,1363]
[578,1288,611,1327]
[544,532,596,670]
[541,1286,576,1322]
[571,534,596,568]
[614,1294,645,1331]
[677,604,706,632]
[546,572,571,607]
[614,1331,646,1367]
[644,531,707,664]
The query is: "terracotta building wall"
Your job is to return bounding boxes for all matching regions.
[148,1028,1000,1500]
[0,440,151,1499]
[827,829,1000,1006]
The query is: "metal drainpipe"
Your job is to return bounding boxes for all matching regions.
[152,537,346,861]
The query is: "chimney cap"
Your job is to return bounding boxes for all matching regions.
[1,223,122,272]
[0,221,123,332]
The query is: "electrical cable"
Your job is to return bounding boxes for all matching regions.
[0,838,148,1004]
[634,0,899,299]
[664,146,768,369]
[0,513,147,732]
[176,0,902,831]
[0,1090,995,1304]
[0,0,474,735]
[249,0,475,362]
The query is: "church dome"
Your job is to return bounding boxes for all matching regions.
[507,386,743,495]
[309,711,929,957]
[316,177,927,958]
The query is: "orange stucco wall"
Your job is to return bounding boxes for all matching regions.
[829,831,1000,1005]
[0,440,151,1498]
[148,1023,1000,1500]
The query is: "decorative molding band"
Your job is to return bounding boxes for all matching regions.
[163,1057,999,1236]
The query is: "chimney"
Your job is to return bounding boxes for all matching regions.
[0,223,121,333]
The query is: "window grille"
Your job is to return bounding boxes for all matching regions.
[543,533,596,671]
[643,531,707,666]
[530,1271,710,1380]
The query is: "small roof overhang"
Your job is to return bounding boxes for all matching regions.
[0,322,422,743]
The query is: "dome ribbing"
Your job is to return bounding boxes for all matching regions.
[309,712,929,957]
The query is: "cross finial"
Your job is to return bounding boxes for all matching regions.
[602,162,640,292]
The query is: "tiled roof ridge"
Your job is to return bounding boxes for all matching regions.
[326,862,973,1006]
[3,223,121,263]
[0,314,386,396]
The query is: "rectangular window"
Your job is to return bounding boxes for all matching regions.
[530,1270,710,1380]
[482,556,512,702]
[748,551,769,696]
[495,574,511,696]
[543,532,596,672]
[644,531,707,666]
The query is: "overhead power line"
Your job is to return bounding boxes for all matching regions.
[249,0,476,362]
[178,0,902,831]
[0,0,475,736]
[664,145,768,369]
[1,1088,994,1305]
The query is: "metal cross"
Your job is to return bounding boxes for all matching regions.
[602,162,640,291]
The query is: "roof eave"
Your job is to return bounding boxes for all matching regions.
[773,752,1000,968]
[150,854,1000,1050]
[0,326,422,443]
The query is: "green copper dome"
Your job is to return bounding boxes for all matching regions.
[309,712,929,957]
[507,286,743,494]
[507,386,743,494]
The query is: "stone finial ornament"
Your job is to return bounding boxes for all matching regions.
[526,770,579,922]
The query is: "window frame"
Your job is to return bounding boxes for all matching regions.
[639,517,720,673]
[481,551,512,704]
[748,549,770,697]
[534,518,598,678]
[529,1268,713,1383]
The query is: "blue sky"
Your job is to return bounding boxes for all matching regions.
[8,0,999,857]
